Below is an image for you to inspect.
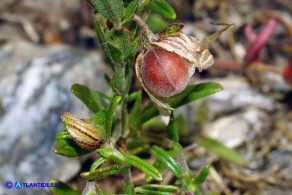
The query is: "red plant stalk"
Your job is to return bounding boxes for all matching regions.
[244,17,277,64]
[283,59,292,85]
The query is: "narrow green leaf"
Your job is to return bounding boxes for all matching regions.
[102,27,137,65]
[193,165,209,184]
[88,110,107,126]
[123,0,140,23]
[166,112,179,142]
[147,0,176,20]
[94,14,116,67]
[128,91,142,124]
[53,139,91,157]
[71,84,109,113]
[110,30,137,62]
[49,180,79,195]
[105,96,122,137]
[92,0,125,25]
[107,42,123,62]
[96,144,125,164]
[55,130,71,140]
[81,165,128,180]
[195,136,247,166]
[150,145,183,178]
[125,155,162,181]
[159,23,183,36]
[135,188,172,195]
[138,184,179,192]
[90,157,108,171]
[169,82,223,108]
[137,82,222,125]
[146,13,168,32]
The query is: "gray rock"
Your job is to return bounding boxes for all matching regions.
[205,76,274,116]
[0,41,109,194]
[203,108,267,148]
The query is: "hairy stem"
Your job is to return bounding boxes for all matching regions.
[133,14,157,43]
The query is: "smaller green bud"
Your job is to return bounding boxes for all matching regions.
[61,112,106,150]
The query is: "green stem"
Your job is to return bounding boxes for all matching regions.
[175,145,190,192]
[122,168,135,194]
[166,112,179,142]
[132,14,157,43]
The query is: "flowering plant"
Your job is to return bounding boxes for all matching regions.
[50,1,234,194]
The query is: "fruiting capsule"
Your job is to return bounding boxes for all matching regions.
[133,14,233,125]
[141,48,189,97]
[61,112,106,150]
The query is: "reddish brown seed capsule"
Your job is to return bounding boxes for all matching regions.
[141,48,189,97]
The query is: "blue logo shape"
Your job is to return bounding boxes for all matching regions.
[14,181,22,189]
[5,181,13,189]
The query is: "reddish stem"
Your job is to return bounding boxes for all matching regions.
[244,24,257,43]
[283,59,292,85]
[244,17,277,64]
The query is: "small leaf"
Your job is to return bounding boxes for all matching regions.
[138,184,179,192]
[128,91,142,124]
[90,157,108,171]
[135,184,179,195]
[49,180,79,195]
[136,189,171,195]
[55,130,71,140]
[105,96,122,137]
[71,84,109,113]
[150,145,183,178]
[88,110,107,126]
[107,41,124,62]
[146,13,168,32]
[108,30,138,62]
[193,165,209,184]
[123,0,140,23]
[137,82,222,125]
[195,135,247,166]
[159,23,184,36]
[169,82,223,107]
[81,165,129,180]
[92,0,125,25]
[96,143,125,164]
[53,138,91,157]
[94,14,116,66]
[147,0,176,20]
[125,155,162,181]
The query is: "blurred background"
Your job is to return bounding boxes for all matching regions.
[0,0,291,194]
